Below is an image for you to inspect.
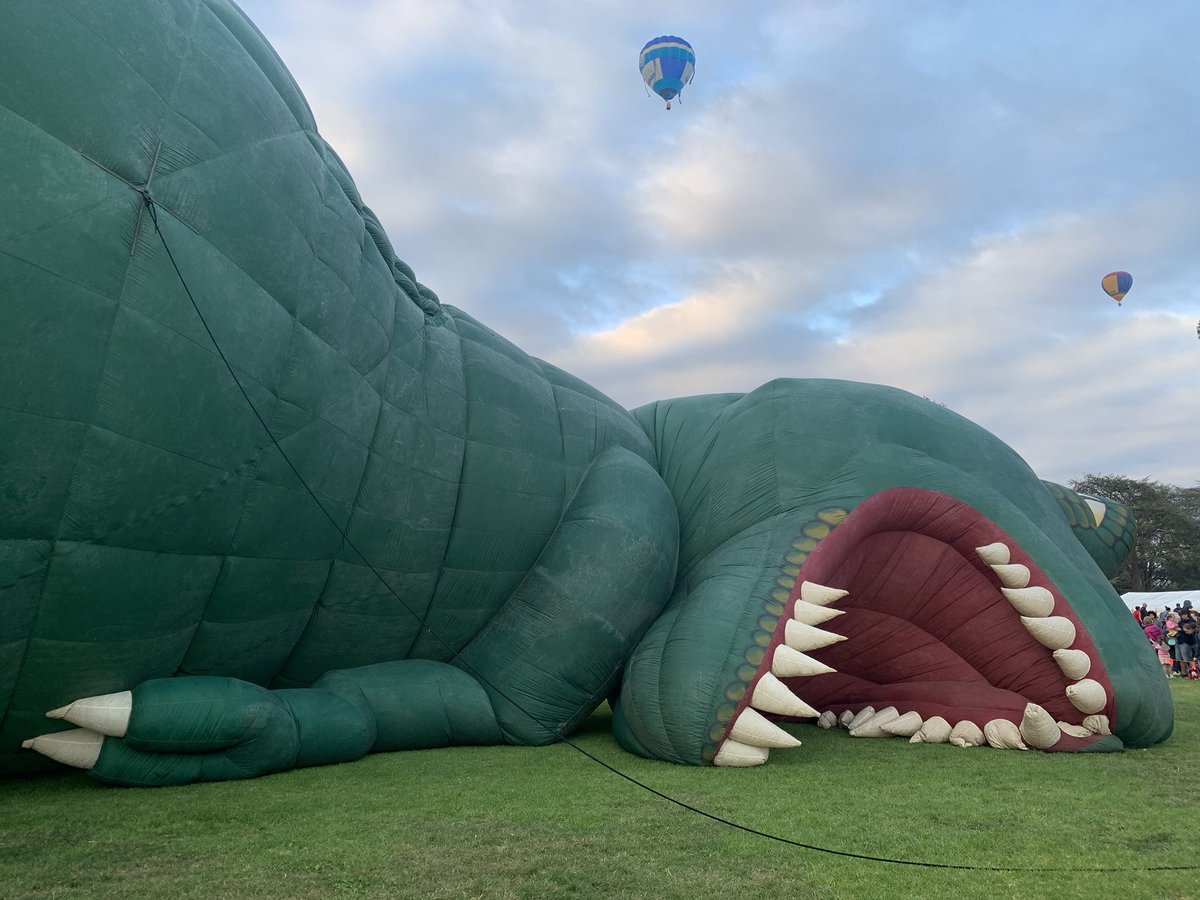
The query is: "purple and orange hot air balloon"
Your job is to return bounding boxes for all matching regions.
[1101,271,1133,306]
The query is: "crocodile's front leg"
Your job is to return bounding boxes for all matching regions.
[24,447,678,785]
[24,663,497,785]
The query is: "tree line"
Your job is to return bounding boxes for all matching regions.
[1070,474,1200,593]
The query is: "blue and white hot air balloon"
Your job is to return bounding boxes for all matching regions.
[639,36,695,110]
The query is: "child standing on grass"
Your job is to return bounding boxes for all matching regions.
[1144,622,1173,678]
[1165,619,1182,675]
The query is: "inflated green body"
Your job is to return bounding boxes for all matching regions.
[0,1,1171,785]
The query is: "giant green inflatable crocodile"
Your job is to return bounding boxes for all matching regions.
[0,1,1171,786]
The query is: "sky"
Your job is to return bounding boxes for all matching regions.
[238,0,1200,486]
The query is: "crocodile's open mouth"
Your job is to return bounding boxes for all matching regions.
[715,488,1117,765]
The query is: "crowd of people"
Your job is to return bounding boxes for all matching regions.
[1135,603,1199,678]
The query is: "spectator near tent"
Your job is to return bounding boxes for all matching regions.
[1175,622,1198,674]
[1129,593,1200,679]
[1144,621,1172,677]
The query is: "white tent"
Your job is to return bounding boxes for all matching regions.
[1122,590,1200,612]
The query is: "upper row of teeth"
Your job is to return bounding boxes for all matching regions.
[713,541,1108,766]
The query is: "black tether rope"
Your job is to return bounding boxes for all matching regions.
[142,194,1195,874]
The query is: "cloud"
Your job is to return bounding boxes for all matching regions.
[238,0,1200,484]
[795,212,1200,485]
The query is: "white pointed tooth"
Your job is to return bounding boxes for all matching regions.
[847,706,876,730]
[838,710,855,728]
[792,601,845,626]
[1082,714,1111,735]
[880,711,923,738]
[21,728,103,769]
[991,564,1030,588]
[817,710,838,729]
[713,739,769,767]
[799,581,848,607]
[1052,649,1092,680]
[784,618,847,652]
[915,716,952,744]
[1084,498,1107,527]
[751,672,820,718]
[948,721,985,748]
[850,707,900,738]
[1057,721,1092,738]
[1019,703,1061,749]
[46,690,132,738]
[772,644,836,678]
[1065,678,1107,714]
[1001,586,1054,618]
[729,707,802,749]
[983,719,1028,750]
[1022,615,1076,650]
[975,542,1011,566]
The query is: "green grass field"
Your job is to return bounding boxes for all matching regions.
[3,682,1198,900]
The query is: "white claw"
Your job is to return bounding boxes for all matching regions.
[21,728,103,769]
[1022,615,1076,650]
[783,619,847,653]
[1082,714,1111,735]
[1057,721,1092,738]
[949,721,985,748]
[1084,498,1107,527]
[817,711,838,729]
[1001,586,1055,618]
[713,739,769,767]
[792,601,845,626]
[1019,703,1061,749]
[46,690,132,738]
[751,672,820,718]
[975,542,1011,566]
[838,710,855,728]
[983,719,1028,750]
[799,581,849,607]
[772,644,837,678]
[729,707,802,749]
[991,564,1030,588]
[1052,649,1092,680]
[1065,678,1107,714]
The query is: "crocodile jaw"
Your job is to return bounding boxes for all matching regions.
[713,488,1125,764]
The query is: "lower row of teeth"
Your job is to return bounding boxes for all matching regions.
[714,543,1111,767]
[824,703,1111,747]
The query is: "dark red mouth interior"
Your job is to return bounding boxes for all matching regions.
[767,488,1114,749]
